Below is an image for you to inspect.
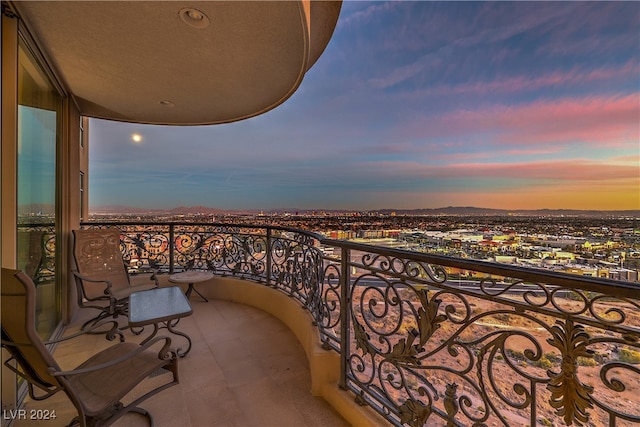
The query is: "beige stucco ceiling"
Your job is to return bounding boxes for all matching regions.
[12,1,341,125]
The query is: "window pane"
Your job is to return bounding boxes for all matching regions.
[17,39,62,339]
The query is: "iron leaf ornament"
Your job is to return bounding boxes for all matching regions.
[546,319,594,426]
[416,289,447,349]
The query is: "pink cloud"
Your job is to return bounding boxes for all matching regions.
[344,142,414,155]
[429,152,492,162]
[357,157,640,182]
[443,159,639,181]
[491,95,638,146]
[402,94,639,147]
[501,148,563,156]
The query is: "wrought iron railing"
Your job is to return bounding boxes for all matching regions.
[81,221,640,426]
[17,222,56,285]
[80,222,334,344]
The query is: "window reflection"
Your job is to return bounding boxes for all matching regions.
[17,39,62,339]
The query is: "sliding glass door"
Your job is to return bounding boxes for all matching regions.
[16,38,62,339]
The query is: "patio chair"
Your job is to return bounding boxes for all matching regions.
[72,228,159,329]
[1,268,179,427]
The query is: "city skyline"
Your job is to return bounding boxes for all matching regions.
[89,1,640,212]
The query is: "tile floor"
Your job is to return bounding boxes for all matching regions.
[12,297,350,427]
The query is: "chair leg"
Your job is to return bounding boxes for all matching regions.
[129,407,153,426]
[65,416,80,427]
[85,406,152,427]
[80,310,112,331]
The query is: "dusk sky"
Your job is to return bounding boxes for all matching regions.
[89,1,640,212]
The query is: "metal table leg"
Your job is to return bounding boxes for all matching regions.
[185,282,208,302]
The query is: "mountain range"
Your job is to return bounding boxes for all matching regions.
[89,205,640,217]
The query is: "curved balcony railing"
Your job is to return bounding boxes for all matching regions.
[17,222,56,285]
[81,221,640,427]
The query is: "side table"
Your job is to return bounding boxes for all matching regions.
[169,271,214,302]
[129,286,193,357]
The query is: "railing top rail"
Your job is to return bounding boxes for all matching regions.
[81,220,640,298]
[81,220,326,242]
[323,238,640,297]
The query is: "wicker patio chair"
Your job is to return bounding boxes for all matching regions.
[72,228,159,329]
[1,268,179,427]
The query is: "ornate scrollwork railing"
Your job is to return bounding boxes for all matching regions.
[337,242,640,427]
[81,221,640,426]
[17,222,56,285]
[81,222,340,349]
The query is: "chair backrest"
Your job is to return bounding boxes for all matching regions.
[1,268,61,389]
[73,228,130,299]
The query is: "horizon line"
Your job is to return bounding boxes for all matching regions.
[87,205,640,214]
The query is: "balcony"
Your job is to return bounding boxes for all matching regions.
[13,293,352,427]
[16,222,640,426]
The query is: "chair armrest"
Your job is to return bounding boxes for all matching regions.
[71,270,114,293]
[128,267,160,288]
[49,336,175,377]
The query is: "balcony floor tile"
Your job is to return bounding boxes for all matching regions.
[13,298,350,427]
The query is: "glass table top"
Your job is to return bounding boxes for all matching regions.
[129,286,193,326]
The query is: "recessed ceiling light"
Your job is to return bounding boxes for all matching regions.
[179,8,210,29]
[159,100,174,107]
